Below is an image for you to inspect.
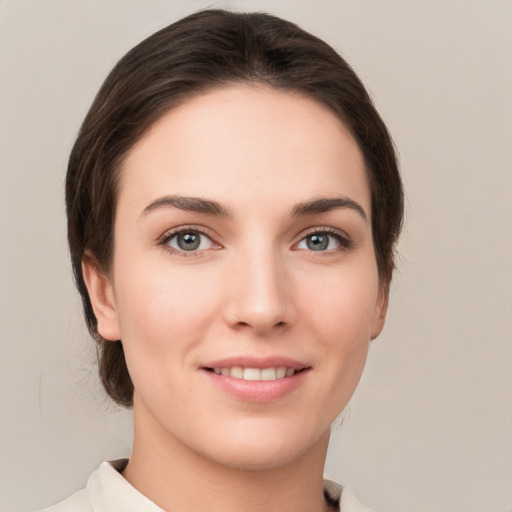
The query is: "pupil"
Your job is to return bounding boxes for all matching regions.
[307,234,328,251]
[178,233,200,250]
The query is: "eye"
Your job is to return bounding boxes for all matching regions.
[165,230,216,253]
[296,230,349,252]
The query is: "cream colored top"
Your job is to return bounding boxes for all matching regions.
[39,459,374,512]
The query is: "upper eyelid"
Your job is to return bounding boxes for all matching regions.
[157,224,219,244]
[293,226,353,250]
[297,226,350,240]
[158,226,221,258]
[156,224,351,248]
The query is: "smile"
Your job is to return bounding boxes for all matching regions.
[206,366,304,381]
[201,357,310,401]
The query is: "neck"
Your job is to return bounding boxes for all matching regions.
[122,398,331,512]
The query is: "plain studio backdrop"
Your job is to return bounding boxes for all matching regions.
[0,1,510,511]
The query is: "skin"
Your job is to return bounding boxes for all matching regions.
[83,85,388,512]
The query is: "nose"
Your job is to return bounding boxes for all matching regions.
[223,245,297,334]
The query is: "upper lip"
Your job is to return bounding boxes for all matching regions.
[201,356,309,370]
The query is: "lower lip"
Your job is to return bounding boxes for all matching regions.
[202,369,309,403]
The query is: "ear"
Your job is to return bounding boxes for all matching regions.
[370,283,389,340]
[82,255,121,341]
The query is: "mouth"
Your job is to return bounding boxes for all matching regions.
[200,357,311,401]
[203,366,309,381]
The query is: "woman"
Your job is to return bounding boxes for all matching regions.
[42,8,403,512]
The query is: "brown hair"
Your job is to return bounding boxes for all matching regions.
[66,9,403,406]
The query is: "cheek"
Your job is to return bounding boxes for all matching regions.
[299,259,379,394]
[112,260,224,368]
[299,258,380,340]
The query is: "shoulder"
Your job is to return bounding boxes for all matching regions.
[324,479,376,512]
[36,459,163,512]
[37,489,91,512]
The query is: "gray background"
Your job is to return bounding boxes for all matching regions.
[0,1,511,511]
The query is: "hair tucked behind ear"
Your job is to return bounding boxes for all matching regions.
[66,9,403,407]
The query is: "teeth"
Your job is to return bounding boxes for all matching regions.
[261,368,276,380]
[230,366,243,379]
[212,366,299,381]
[243,368,261,380]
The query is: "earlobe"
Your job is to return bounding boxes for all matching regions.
[370,284,389,340]
[82,255,121,341]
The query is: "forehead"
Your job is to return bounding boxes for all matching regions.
[118,85,370,216]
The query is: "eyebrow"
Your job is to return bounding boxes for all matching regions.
[292,197,368,221]
[141,195,231,218]
[141,194,367,221]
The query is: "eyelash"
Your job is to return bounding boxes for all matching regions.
[158,225,220,258]
[295,227,352,252]
[157,225,352,257]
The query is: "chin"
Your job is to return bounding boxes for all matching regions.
[196,423,330,471]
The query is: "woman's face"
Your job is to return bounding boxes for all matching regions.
[86,85,387,469]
